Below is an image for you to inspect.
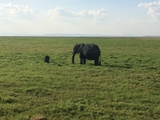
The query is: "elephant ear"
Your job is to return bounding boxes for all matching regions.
[78,43,85,52]
[80,43,85,49]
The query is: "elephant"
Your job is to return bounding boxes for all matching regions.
[44,55,50,63]
[72,43,101,65]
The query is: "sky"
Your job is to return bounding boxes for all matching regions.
[0,0,160,36]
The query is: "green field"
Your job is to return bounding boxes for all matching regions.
[0,37,160,120]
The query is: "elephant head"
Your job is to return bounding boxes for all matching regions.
[72,43,85,64]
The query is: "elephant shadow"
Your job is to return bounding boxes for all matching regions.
[105,62,132,69]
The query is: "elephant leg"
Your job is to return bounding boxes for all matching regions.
[80,58,86,64]
[94,58,99,65]
[80,53,84,64]
[83,58,86,64]
[80,59,83,64]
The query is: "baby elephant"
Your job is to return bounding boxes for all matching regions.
[44,55,50,63]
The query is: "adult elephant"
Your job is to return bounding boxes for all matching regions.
[72,43,101,65]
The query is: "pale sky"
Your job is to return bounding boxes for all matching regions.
[0,0,160,36]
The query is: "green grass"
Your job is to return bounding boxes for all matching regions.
[0,37,160,120]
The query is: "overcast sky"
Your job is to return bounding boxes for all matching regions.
[0,0,160,36]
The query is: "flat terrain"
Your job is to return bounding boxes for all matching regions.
[0,37,160,120]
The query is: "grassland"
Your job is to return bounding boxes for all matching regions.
[0,37,160,120]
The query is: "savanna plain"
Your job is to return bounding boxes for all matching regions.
[0,37,160,120]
